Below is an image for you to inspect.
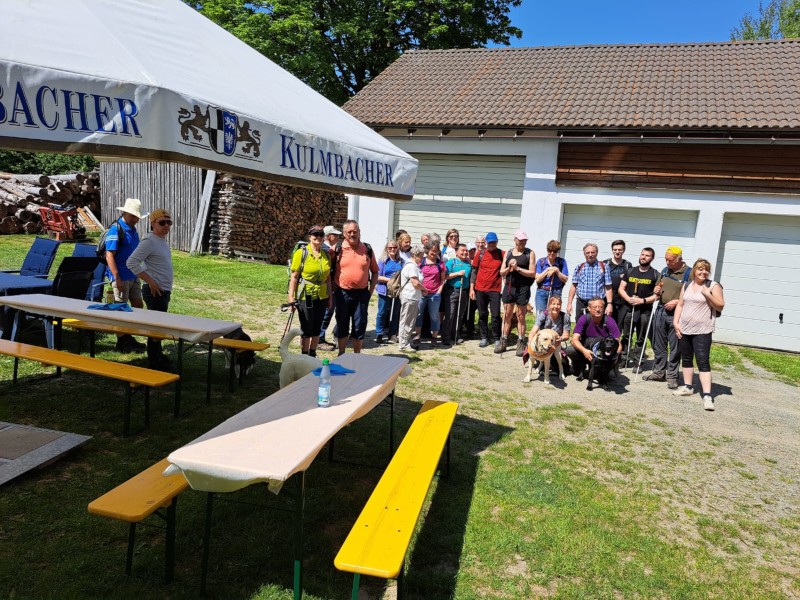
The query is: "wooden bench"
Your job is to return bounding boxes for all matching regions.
[334,400,458,599]
[61,318,268,398]
[0,339,179,436]
[88,458,189,583]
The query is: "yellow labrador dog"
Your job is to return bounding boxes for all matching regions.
[523,328,565,385]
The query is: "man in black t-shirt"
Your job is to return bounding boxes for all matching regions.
[618,247,661,361]
[603,239,633,328]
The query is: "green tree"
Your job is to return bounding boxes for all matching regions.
[0,150,98,175]
[732,0,800,40]
[186,0,522,105]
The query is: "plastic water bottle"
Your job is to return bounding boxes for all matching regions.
[317,358,331,407]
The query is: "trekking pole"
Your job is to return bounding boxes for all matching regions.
[624,304,636,370]
[454,274,464,344]
[634,300,659,381]
[389,295,396,341]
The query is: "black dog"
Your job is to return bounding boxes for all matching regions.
[223,327,256,378]
[586,336,619,390]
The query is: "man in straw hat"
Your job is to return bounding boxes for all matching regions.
[105,197,147,353]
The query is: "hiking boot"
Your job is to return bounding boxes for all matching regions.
[575,371,586,382]
[515,339,527,357]
[115,335,137,353]
[494,338,507,354]
[667,379,679,390]
[642,372,666,382]
[317,340,336,351]
[672,385,694,397]
[479,338,490,348]
[150,355,174,372]
[703,395,715,411]
[375,334,384,344]
[388,335,398,344]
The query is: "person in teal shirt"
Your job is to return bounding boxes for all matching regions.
[441,243,472,346]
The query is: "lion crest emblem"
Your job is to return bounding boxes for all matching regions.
[177,104,262,160]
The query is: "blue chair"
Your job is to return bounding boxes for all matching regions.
[1,237,61,278]
[72,244,107,301]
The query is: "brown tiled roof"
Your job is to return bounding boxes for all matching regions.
[344,40,800,131]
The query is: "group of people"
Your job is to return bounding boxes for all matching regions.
[288,224,725,410]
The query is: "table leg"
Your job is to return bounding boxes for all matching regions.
[206,339,213,403]
[174,339,183,418]
[293,472,305,600]
[200,492,214,596]
[389,388,395,456]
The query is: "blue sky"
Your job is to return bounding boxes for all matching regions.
[506,0,763,47]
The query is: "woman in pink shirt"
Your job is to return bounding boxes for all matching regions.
[413,241,447,348]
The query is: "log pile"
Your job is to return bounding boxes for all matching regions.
[209,173,348,263]
[0,171,101,234]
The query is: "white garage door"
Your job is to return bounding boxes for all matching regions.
[716,214,800,352]
[393,154,524,246]
[559,206,698,284]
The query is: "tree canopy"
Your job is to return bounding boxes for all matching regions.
[0,151,97,176]
[732,0,800,40]
[186,0,522,105]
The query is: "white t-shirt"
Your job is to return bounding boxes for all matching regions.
[400,262,422,302]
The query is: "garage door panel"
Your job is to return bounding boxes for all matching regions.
[560,206,697,276]
[395,154,524,245]
[716,213,800,352]
[719,248,800,270]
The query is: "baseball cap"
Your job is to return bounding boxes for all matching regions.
[149,208,171,223]
[514,229,528,240]
[323,225,342,235]
[485,232,498,243]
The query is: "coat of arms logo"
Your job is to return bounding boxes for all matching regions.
[177,104,262,160]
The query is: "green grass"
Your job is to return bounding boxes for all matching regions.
[739,347,800,385]
[1,235,799,600]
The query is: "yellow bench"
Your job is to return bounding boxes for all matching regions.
[0,338,179,436]
[88,458,189,583]
[61,318,268,401]
[335,400,458,599]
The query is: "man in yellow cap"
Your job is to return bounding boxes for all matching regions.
[644,246,690,389]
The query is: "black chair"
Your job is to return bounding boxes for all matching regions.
[72,244,107,301]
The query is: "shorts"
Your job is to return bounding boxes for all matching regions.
[112,278,142,303]
[502,284,531,306]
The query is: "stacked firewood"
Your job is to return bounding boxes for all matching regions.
[209,173,348,263]
[0,171,101,234]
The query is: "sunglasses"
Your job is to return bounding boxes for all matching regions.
[157,219,172,226]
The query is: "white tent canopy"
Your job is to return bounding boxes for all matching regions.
[0,0,416,200]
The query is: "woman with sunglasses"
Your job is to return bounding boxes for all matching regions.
[374,240,404,343]
[126,208,175,371]
[288,225,333,357]
[443,229,460,260]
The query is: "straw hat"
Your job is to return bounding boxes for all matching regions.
[116,198,146,219]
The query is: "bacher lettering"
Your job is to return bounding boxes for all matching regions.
[280,134,394,188]
[0,82,140,136]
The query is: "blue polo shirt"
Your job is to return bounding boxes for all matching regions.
[105,218,140,282]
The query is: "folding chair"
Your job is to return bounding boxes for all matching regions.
[1,237,61,278]
[72,244,107,301]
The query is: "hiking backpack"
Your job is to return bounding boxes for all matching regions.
[386,270,405,298]
[96,217,125,265]
[286,240,309,293]
[331,241,374,284]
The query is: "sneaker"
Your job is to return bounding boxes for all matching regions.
[494,338,507,354]
[440,339,451,347]
[456,338,465,345]
[388,335,398,344]
[667,379,679,390]
[575,371,586,382]
[479,338,490,348]
[703,396,715,411]
[375,334,384,344]
[642,373,666,382]
[672,385,694,397]
[515,339,527,357]
[400,345,417,353]
[317,340,336,351]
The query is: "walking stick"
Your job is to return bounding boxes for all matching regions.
[625,304,636,370]
[634,300,659,381]
[389,295,396,341]
[280,301,297,338]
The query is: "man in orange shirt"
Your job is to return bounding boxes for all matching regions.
[330,219,379,355]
